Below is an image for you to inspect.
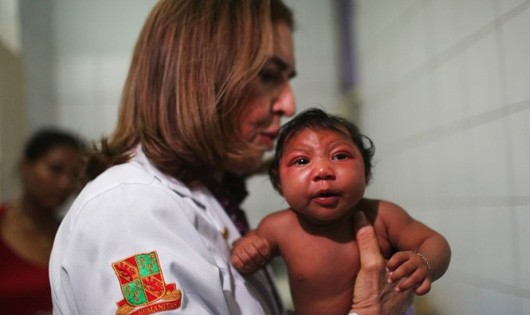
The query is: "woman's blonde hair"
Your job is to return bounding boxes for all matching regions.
[87,0,293,183]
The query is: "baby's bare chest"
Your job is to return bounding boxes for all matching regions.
[281,236,360,288]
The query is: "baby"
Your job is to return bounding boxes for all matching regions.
[231,108,451,315]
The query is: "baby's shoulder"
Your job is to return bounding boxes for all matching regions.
[357,198,405,218]
[261,208,297,227]
[355,198,410,236]
[255,209,301,247]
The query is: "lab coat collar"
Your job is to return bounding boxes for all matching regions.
[131,146,211,209]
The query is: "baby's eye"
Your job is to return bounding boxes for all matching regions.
[332,152,351,160]
[294,158,310,166]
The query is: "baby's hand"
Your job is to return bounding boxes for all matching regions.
[386,251,432,295]
[230,231,271,275]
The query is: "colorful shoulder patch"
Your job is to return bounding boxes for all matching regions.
[112,251,182,315]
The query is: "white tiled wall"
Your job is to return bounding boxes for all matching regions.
[54,54,129,140]
[356,0,530,313]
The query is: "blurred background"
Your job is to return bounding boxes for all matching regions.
[1,0,529,314]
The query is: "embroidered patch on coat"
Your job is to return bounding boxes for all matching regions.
[112,251,182,315]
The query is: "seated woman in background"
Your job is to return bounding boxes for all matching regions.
[0,128,86,314]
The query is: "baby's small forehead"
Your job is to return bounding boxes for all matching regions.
[285,125,354,144]
[279,127,360,159]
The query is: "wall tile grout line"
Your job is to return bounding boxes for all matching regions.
[446,270,530,299]
[378,99,530,155]
[394,196,530,210]
[360,0,530,107]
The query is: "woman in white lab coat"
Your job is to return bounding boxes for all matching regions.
[49,1,411,314]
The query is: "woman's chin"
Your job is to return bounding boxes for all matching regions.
[226,154,265,176]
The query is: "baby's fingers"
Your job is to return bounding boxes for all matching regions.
[387,251,410,271]
[395,268,428,292]
[244,239,271,266]
[231,252,253,273]
[231,237,271,275]
[231,249,260,275]
[414,278,432,296]
[252,238,272,259]
[387,259,416,284]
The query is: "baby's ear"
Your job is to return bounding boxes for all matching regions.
[273,178,283,195]
[269,167,283,194]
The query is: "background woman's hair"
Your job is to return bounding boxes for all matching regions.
[23,128,86,163]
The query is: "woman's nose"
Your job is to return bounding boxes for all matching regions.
[57,174,71,190]
[57,173,77,192]
[272,83,296,117]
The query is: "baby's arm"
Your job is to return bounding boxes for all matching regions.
[377,201,451,295]
[230,211,284,275]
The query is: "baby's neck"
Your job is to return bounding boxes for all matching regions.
[296,212,355,241]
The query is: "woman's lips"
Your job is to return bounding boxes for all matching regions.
[260,129,279,148]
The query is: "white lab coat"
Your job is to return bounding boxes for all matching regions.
[49,148,283,314]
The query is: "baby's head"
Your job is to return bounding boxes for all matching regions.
[269,108,375,193]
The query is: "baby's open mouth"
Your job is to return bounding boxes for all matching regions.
[313,190,341,198]
[311,190,342,207]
